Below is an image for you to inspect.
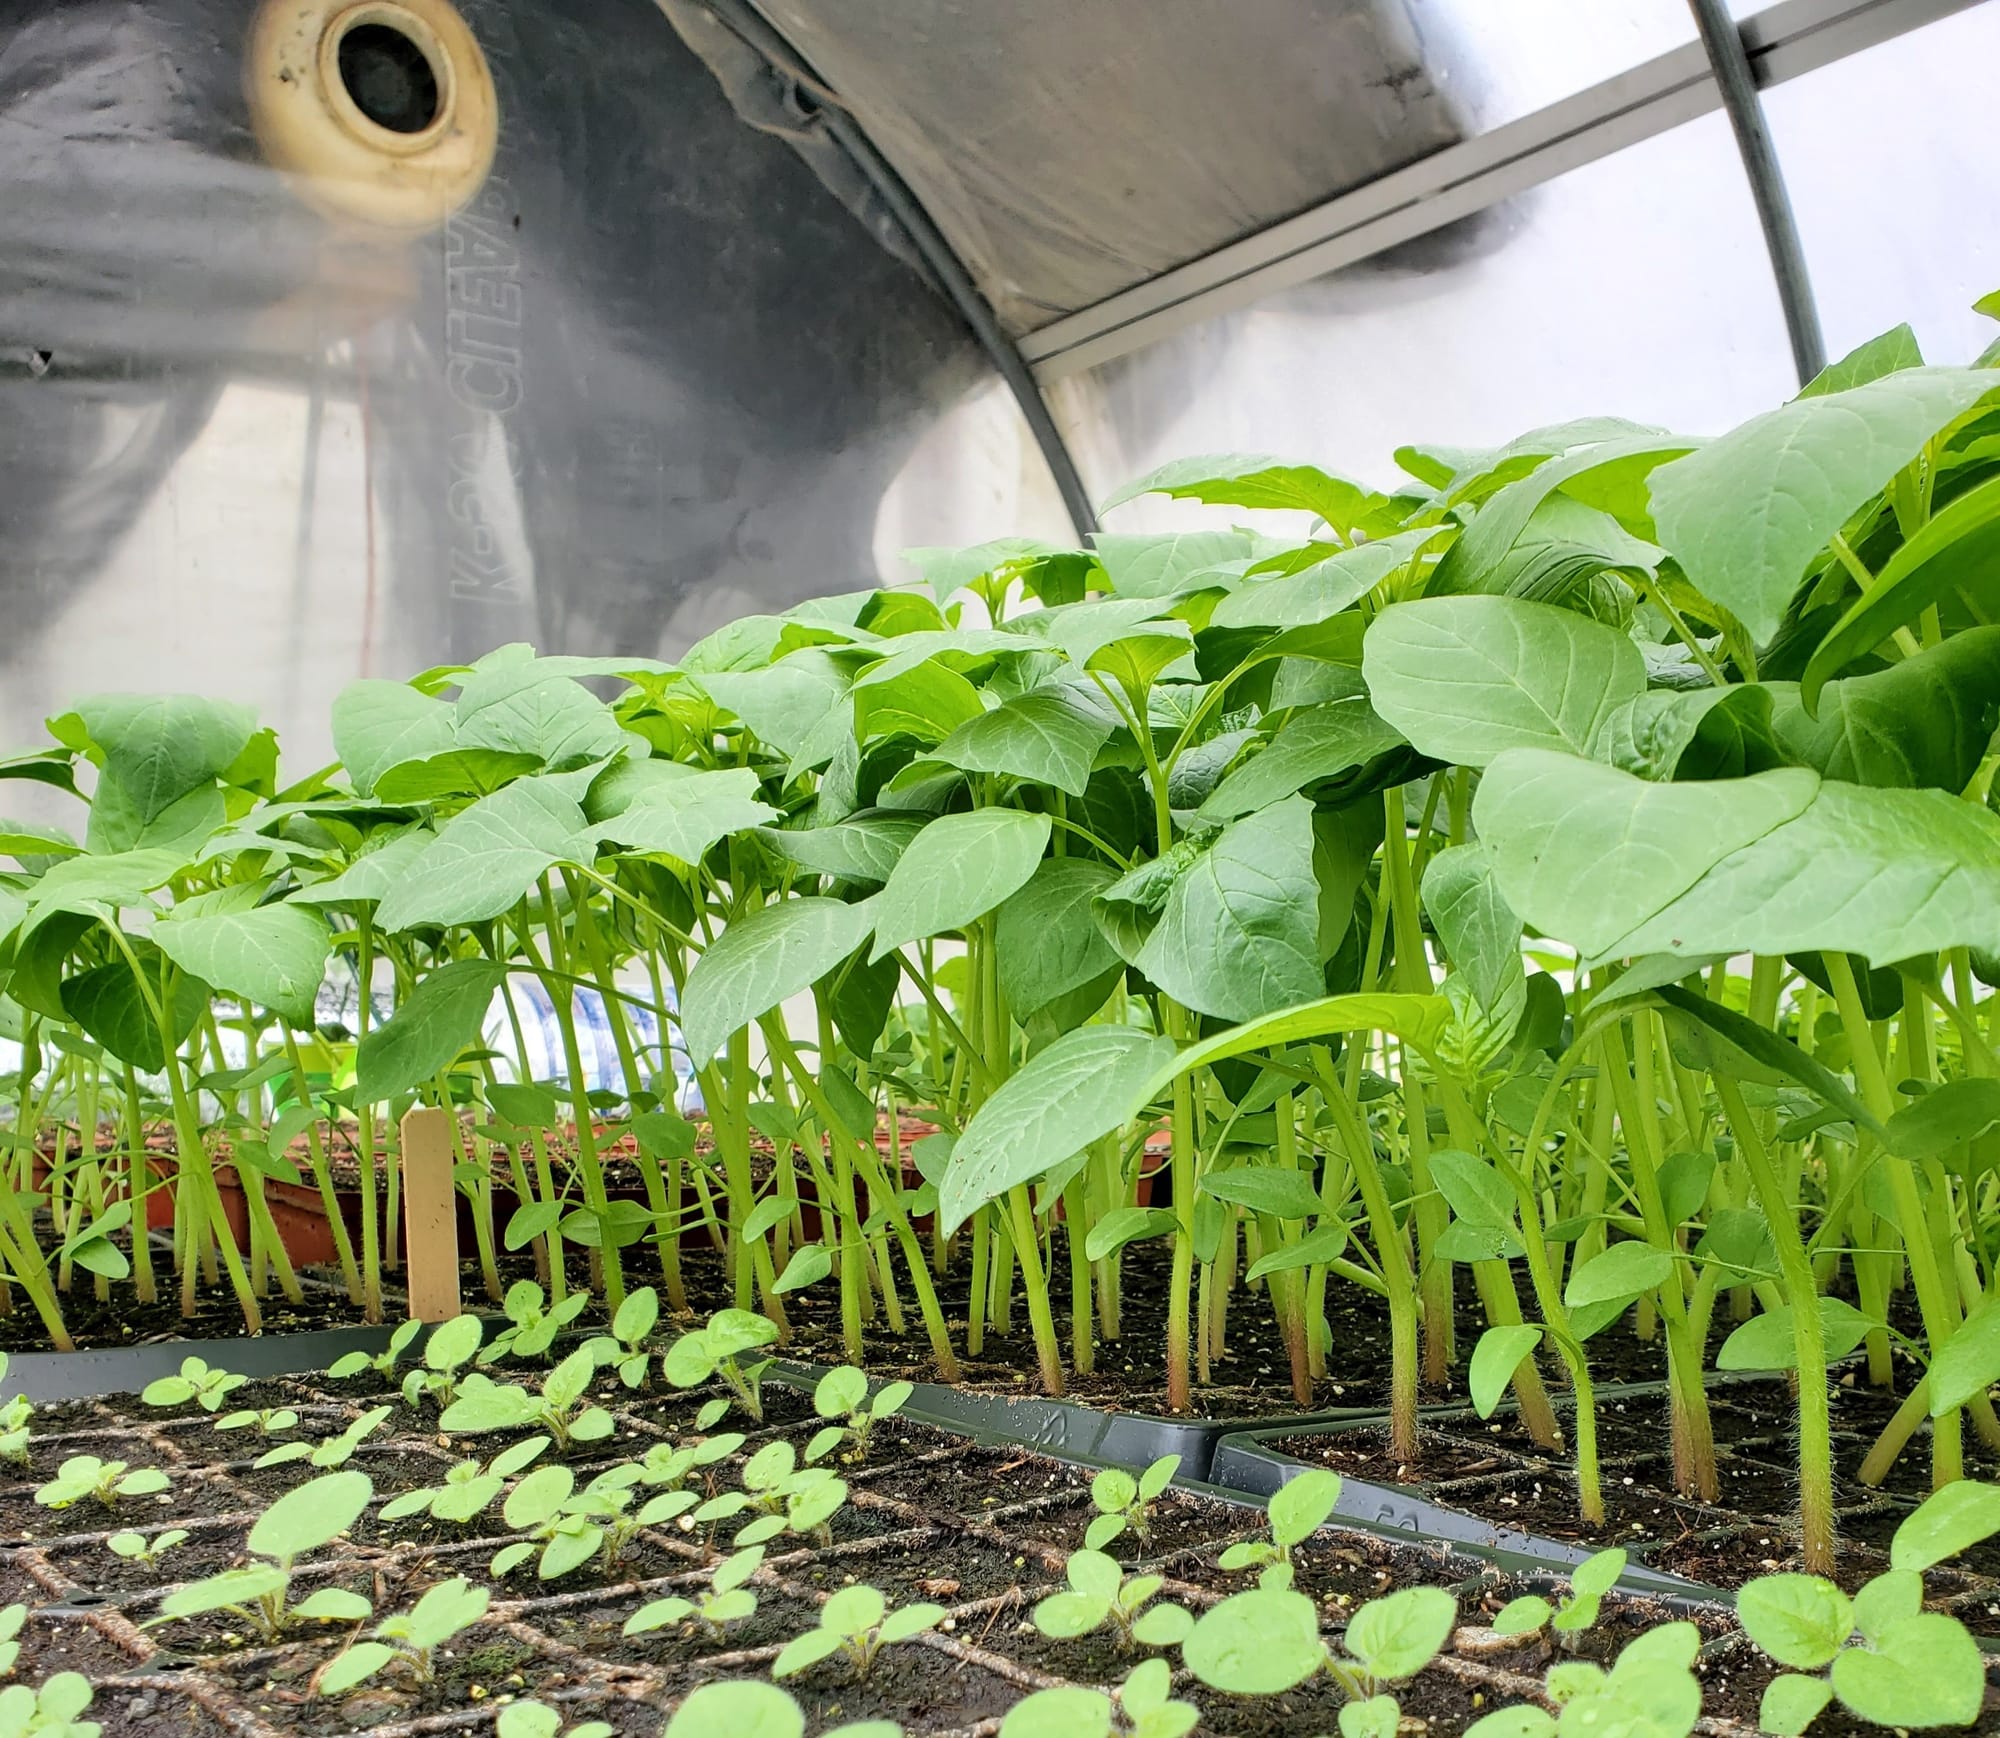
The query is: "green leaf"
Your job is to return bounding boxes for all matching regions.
[697,653,849,763]
[756,816,923,886]
[1183,1587,1326,1694]
[588,767,777,862]
[1199,1164,1321,1220]
[1269,1469,1341,1546]
[59,955,204,1072]
[372,748,544,805]
[868,808,1050,962]
[1338,1696,1401,1738]
[1652,985,1879,1137]
[1759,1673,1835,1737]
[1342,1585,1456,1680]
[681,897,875,1062]
[1928,1295,2000,1414]
[153,903,331,1025]
[1717,1298,1881,1372]
[1210,531,1436,629]
[996,858,1122,1022]
[1650,366,1997,641]
[249,1469,373,1562]
[1797,324,1923,397]
[934,683,1116,799]
[1888,1077,2000,1164]
[1361,596,1645,768]
[1085,1206,1180,1261]
[1470,1326,1542,1419]
[75,694,257,822]
[375,778,592,932]
[1198,691,1404,824]
[355,959,505,1103]
[1890,1481,2000,1571]
[941,1026,1177,1235]
[1102,455,1378,533]
[1094,530,1254,599]
[853,659,984,745]
[1830,1613,1985,1728]
[1464,1709,1555,1738]
[294,830,433,908]
[1803,470,2000,707]
[1421,844,1524,1018]
[1564,1242,1672,1310]
[453,668,625,769]
[332,680,457,796]
[1244,1221,1349,1281]
[1136,796,1322,1022]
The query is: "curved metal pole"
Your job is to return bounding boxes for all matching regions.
[1686,0,1826,387]
[692,0,1100,540]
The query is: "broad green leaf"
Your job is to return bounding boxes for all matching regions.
[1243,1221,1350,1281]
[1094,530,1253,599]
[1199,1164,1322,1220]
[1429,1149,1522,1238]
[86,777,223,857]
[1018,595,1180,669]
[1102,454,1378,533]
[75,694,257,822]
[1652,985,1878,1135]
[375,778,592,932]
[867,809,1050,962]
[1804,470,2000,706]
[995,858,1122,1020]
[1135,796,1322,1022]
[755,816,923,885]
[939,1026,1177,1235]
[1470,1325,1542,1419]
[1888,1077,2000,1163]
[294,830,432,907]
[934,683,1116,798]
[1084,1206,1180,1261]
[60,955,205,1071]
[453,668,625,768]
[371,748,543,804]
[1891,1480,2000,1569]
[1565,1241,1672,1309]
[1198,692,1404,823]
[852,658,984,745]
[249,1468,373,1561]
[681,898,875,1062]
[903,538,1075,601]
[696,652,849,762]
[19,847,185,940]
[1797,324,1923,397]
[1342,1586,1456,1680]
[355,959,505,1103]
[1829,1614,1985,1728]
[588,767,777,862]
[1717,1297,1880,1372]
[1759,1674,1834,1737]
[1650,367,1998,640]
[1361,596,1645,767]
[153,903,331,1025]
[1209,531,1437,629]
[1421,844,1523,1018]
[1183,1587,1326,1694]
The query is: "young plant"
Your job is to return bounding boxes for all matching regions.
[256,1405,390,1469]
[498,1700,614,1738]
[663,1308,779,1424]
[631,1430,743,1496]
[1467,1622,1703,1738]
[1185,1583,1456,1709]
[492,1464,697,1579]
[400,1313,485,1409]
[0,1604,23,1676]
[318,1576,492,1695]
[1486,1548,1627,1647]
[624,1545,763,1638]
[1031,1549,1193,1651]
[1733,1484,2000,1735]
[1001,1659,1199,1738]
[379,1435,550,1525]
[1218,1468,1340,1588]
[213,1406,299,1439]
[0,1673,96,1738]
[108,1529,188,1574]
[140,1357,246,1414]
[584,1285,663,1388]
[806,1366,914,1465]
[772,1583,947,1682]
[479,1280,591,1364]
[329,1319,422,1383]
[692,1440,848,1549]
[659,1681,895,1738]
[158,1470,374,1640]
[1084,1454,1178,1551]
[0,1358,32,1468]
[35,1456,167,1511]
[440,1349,616,1450]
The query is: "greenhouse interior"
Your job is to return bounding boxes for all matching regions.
[3,0,2000,1732]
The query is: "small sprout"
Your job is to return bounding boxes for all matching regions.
[35,1455,169,1511]
[585,1285,662,1388]
[140,1357,246,1413]
[660,1683,802,1738]
[1480,1621,1704,1737]
[380,1435,550,1526]
[479,1281,591,1365]
[1184,1583,1455,1701]
[0,1603,24,1676]
[440,1349,615,1451]
[318,1576,492,1695]
[663,1309,779,1422]
[632,1430,742,1495]
[0,1358,32,1468]
[400,1314,486,1410]
[773,1583,946,1682]
[624,1545,763,1638]
[491,1464,695,1580]
[255,1405,391,1469]
[0,1672,96,1738]
[329,1319,421,1381]
[108,1529,188,1574]
[1487,1548,1626,1647]
[1218,1468,1339,1590]
[1084,1454,1178,1552]
[692,1440,848,1549]
[497,1698,614,1738]
[214,1407,299,1438]
[806,1366,913,1466]
[157,1470,374,1641]
[1001,1658,1198,1738]
[1031,1549,1193,1652]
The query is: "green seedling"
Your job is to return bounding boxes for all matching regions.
[806,1366,913,1465]
[491,1463,697,1579]
[1733,1482,2000,1735]
[497,1699,614,1738]
[256,1404,390,1469]
[624,1545,763,1638]
[329,1320,422,1382]
[318,1576,492,1695]
[1218,1468,1340,1589]
[140,1357,245,1413]
[1031,1549,1193,1651]
[440,1348,616,1450]
[663,1308,779,1424]
[584,1285,663,1388]
[631,1430,743,1495]
[0,1358,31,1468]
[1469,1622,1703,1738]
[400,1313,485,1409]
[1487,1547,1627,1645]
[1084,1454,1178,1552]
[659,1680,899,1738]
[479,1281,591,1365]
[692,1440,848,1548]
[1000,1658,1199,1738]
[1185,1583,1456,1705]
[379,1435,550,1525]
[772,1583,947,1682]
[0,1604,23,1677]
[0,1672,97,1738]
[107,1530,188,1574]
[158,1470,374,1640]
[213,1406,299,1438]
[35,1455,167,1511]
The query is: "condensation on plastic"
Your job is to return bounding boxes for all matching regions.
[0,0,1071,773]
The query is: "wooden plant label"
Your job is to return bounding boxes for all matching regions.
[400,1105,462,1323]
